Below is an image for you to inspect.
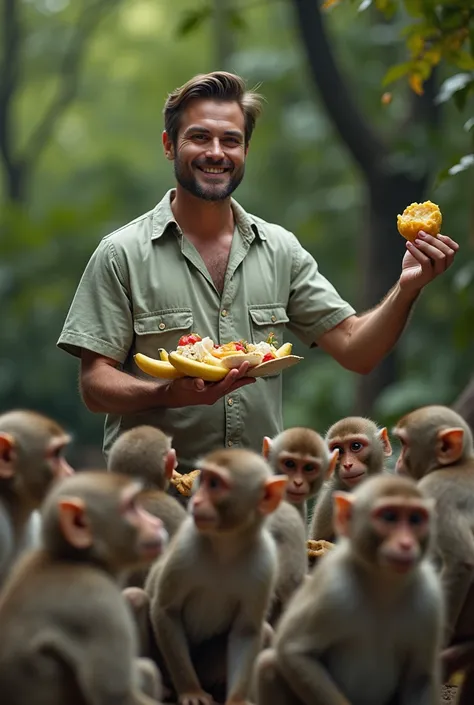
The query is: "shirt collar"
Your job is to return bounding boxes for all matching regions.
[151,189,266,241]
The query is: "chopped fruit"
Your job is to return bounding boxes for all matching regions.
[178,333,202,346]
[266,332,278,347]
[262,352,275,363]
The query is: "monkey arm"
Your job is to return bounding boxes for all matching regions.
[226,613,266,703]
[309,486,335,543]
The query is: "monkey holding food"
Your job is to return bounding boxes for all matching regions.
[0,471,168,705]
[255,474,444,705]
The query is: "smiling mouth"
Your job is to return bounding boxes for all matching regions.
[196,165,231,175]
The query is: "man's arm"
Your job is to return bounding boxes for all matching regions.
[317,231,459,375]
[80,351,255,414]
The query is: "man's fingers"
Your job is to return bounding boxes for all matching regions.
[406,241,431,265]
[437,233,460,251]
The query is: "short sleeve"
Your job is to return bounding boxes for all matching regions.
[286,236,356,347]
[57,239,133,363]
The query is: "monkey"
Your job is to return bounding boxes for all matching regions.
[393,405,474,704]
[0,409,74,585]
[308,416,392,544]
[0,470,168,705]
[263,427,339,524]
[255,473,444,705]
[108,425,187,540]
[145,448,287,705]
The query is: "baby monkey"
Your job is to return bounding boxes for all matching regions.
[256,474,443,705]
[309,416,392,544]
[263,427,338,523]
[0,471,168,705]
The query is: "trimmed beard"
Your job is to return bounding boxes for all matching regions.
[174,157,245,202]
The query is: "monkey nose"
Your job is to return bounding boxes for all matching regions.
[343,463,353,469]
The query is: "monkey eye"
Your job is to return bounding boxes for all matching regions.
[283,459,296,470]
[379,509,398,523]
[408,511,426,526]
[49,445,64,459]
[303,464,316,474]
[207,475,222,490]
[350,442,363,452]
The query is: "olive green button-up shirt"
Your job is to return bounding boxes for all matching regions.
[57,190,355,469]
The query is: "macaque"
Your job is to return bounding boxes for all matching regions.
[108,426,187,539]
[0,471,168,705]
[255,474,443,705]
[309,416,392,543]
[145,448,287,705]
[0,409,74,585]
[263,427,338,523]
[393,405,474,704]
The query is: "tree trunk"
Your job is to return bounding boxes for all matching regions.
[213,0,235,70]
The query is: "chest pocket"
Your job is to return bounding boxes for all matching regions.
[248,304,289,347]
[133,308,193,357]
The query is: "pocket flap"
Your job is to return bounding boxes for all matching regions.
[133,309,193,335]
[249,305,289,327]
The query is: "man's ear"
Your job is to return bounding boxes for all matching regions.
[378,427,393,457]
[162,130,175,160]
[259,475,288,515]
[262,436,272,460]
[57,498,92,550]
[326,448,339,478]
[436,428,464,465]
[0,433,16,479]
[164,448,178,482]
[332,491,355,538]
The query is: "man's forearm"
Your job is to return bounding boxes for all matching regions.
[81,362,171,414]
[344,282,419,374]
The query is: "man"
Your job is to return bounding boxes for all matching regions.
[57,71,459,472]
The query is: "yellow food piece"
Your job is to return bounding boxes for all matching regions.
[168,352,229,382]
[134,353,185,380]
[396,201,442,242]
[275,342,292,358]
[158,348,169,362]
[170,469,201,497]
[307,539,335,559]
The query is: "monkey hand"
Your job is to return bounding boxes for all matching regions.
[307,539,335,559]
[171,469,201,497]
[179,689,215,705]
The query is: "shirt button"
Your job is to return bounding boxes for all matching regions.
[227,440,233,447]
[158,322,166,330]
[221,309,228,317]
[271,315,276,322]
[227,398,234,406]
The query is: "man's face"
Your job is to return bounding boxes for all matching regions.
[163,98,248,201]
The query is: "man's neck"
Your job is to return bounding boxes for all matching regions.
[171,185,235,239]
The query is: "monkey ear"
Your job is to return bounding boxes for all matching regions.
[327,449,339,478]
[164,448,178,481]
[0,433,16,479]
[436,428,465,465]
[333,491,354,537]
[259,475,288,515]
[262,436,272,459]
[57,498,93,549]
[378,428,393,457]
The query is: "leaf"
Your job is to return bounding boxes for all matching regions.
[358,0,372,12]
[409,73,424,95]
[382,62,411,86]
[464,117,474,132]
[228,9,247,31]
[448,153,474,176]
[176,5,212,37]
[435,72,474,104]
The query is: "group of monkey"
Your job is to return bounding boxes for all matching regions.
[0,404,473,704]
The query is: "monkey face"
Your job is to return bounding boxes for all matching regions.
[278,452,322,504]
[328,437,370,487]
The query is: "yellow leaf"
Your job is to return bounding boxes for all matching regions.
[322,0,341,9]
[409,74,424,95]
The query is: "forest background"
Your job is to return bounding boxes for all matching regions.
[1,0,473,466]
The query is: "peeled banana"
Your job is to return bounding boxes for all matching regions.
[134,353,185,380]
[168,352,229,382]
[275,342,292,358]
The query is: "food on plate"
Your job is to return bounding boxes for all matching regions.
[396,200,442,242]
[134,332,303,381]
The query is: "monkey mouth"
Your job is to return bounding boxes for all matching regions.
[287,490,307,503]
[384,556,416,574]
[342,471,365,485]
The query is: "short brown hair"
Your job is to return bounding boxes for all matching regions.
[164,71,263,146]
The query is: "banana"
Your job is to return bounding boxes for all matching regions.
[158,348,169,362]
[168,351,229,382]
[220,352,264,369]
[275,342,292,358]
[134,353,185,380]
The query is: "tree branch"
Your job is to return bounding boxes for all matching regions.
[23,0,119,169]
[290,0,388,177]
[0,0,23,200]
